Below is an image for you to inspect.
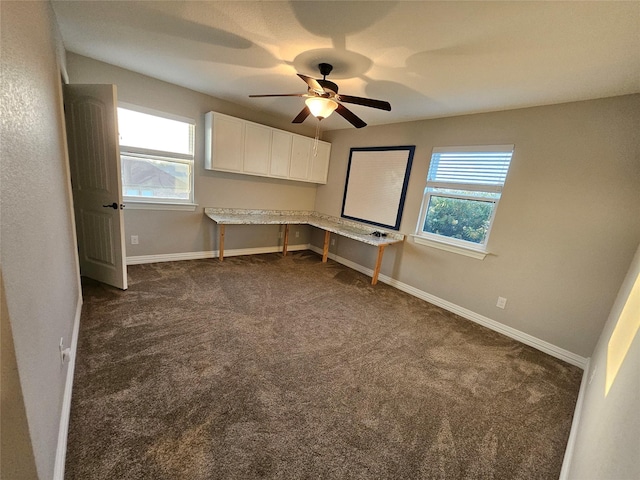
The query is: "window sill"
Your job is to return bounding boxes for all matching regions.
[411,235,489,260]
[123,201,198,212]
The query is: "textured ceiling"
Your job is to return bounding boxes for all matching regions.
[51,1,640,130]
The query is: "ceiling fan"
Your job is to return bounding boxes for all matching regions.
[249,63,391,128]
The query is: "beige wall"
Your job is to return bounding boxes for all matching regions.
[316,96,640,357]
[1,1,80,478]
[66,53,317,257]
[1,272,39,480]
[65,52,639,358]
[64,49,640,358]
[567,243,640,479]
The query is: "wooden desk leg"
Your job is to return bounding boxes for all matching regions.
[282,225,289,257]
[322,230,330,263]
[372,244,387,285]
[219,224,225,261]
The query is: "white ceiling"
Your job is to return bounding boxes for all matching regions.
[52,1,640,131]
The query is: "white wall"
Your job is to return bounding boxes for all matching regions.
[0,1,80,478]
[567,243,640,479]
[315,95,640,358]
[66,53,318,258]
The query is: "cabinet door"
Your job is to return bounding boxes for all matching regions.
[244,123,271,175]
[208,113,244,172]
[309,141,331,184]
[270,130,292,177]
[289,135,312,180]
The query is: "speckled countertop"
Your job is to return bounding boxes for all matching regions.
[204,208,404,247]
[203,208,312,225]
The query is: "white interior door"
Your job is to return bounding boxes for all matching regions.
[63,84,127,290]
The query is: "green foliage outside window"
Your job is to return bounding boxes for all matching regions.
[423,195,493,244]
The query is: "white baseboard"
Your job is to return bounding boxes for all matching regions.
[53,293,82,480]
[559,357,591,480]
[126,244,310,265]
[309,245,588,369]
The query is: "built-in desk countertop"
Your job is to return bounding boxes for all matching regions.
[204,208,404,285]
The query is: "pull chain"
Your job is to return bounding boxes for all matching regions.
[313,119,320,156]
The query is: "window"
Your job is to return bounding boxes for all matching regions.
[415,145,514,257]
[117,106,195,206]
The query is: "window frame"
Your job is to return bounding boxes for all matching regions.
[414,145,514,258]
[117,103,197,210]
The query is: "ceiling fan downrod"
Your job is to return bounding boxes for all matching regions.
[318,63,333,80]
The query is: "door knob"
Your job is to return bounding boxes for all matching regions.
[102,202,118,209]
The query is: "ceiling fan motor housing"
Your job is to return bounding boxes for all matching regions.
[317,79,338,96]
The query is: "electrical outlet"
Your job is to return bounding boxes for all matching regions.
[278,231,283,239]
[331,238,335,246]
[496,296,507,309]
[131,235,139,245]
[295,231,299,238]
[59,337,71,365]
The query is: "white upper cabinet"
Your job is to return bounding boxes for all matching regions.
[204,111,330,184]
[270,130,292,178]
[289,135,312,180]
[309,141,331,184]
[204,112,244,172]
[243,123,271,175]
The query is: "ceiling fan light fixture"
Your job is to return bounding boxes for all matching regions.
[250,63,387,128]
[305,97,338,119]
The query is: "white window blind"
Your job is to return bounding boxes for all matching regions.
[428,145,514,192]
[117,106,195,204]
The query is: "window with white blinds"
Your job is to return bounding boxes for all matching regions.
[117,106,195,205]
[417,145,514,253]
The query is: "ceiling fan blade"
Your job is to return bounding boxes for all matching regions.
[297,74,324,94]
[249,93,306,98]
[336,103,367,128]
[338,95,391,111]
[292,106,311,124]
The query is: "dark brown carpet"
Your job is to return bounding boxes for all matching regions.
[65,251,582,479]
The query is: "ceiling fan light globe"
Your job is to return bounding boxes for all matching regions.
[305,97,338,119]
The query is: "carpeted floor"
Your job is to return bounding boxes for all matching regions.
[65,251,582,479]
